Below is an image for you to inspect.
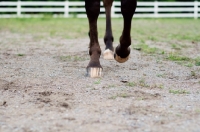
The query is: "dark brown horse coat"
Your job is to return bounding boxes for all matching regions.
[85,0,137,77]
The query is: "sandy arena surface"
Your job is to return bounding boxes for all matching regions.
[0,31,200,132]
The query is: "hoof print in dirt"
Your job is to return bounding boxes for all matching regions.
[1,101,7,106]
[37,97,51,104]
[60,102,70,109]
[134,90,161,100]
[38,91,54,96]
[0,80,15,90]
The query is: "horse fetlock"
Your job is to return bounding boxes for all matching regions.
[114,46,130,63]
[115,45,130,57]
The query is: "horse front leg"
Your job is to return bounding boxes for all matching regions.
[114,0,137,63]
[85,0,102,78]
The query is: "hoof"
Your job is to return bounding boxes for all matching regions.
[114,53,129,63]
[103,49,114,60]
[86,67,103,78]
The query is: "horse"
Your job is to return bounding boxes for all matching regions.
[85,0,137,77]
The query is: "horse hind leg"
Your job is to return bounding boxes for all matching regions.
[103,0,114,60]
[114,0,137,63]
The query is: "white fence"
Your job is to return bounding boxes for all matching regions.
[0,1,200,18]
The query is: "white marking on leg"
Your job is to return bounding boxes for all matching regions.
[103,49,114,60]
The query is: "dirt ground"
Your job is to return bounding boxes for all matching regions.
[0,31,200,132]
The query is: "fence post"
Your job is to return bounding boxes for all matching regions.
[17,0,21,17]
[64,0,69,17]
[154,1,158,17]
[111,2,115,18]
[194,1,198,19]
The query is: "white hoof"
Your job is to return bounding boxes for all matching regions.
[114,53,129,63]
[103,49,114,60]
[87,68,103,78]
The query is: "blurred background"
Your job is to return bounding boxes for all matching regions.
[0,0,199,18]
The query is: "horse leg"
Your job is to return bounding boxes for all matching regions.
[103,0,114,60]
[85,0,102,78]
[114,0,137,63]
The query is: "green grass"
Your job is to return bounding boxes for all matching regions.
[166,54,191,61]
[126,82,136,87]
[94,79,101,84]
[184,63,193,67]
[17,54,25,56]
[176,114,182,117]
[60,55,87,61]
[133,43,158,54]
[138,78,150,88]
[156,74,164,78]
[109,93,131,99]
[191,71,196,77]
[0,18,89,39]
[0,18,199,42]
[165,54,200,67]
[157,84,164,89]
[150,83,164,89]
[107,84,115,88]
[169,89,190,94]
[195,57,200,66]
[171,44,181,50]
[195,109,200,114]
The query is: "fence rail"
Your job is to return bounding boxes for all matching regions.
[0,1,199,18]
